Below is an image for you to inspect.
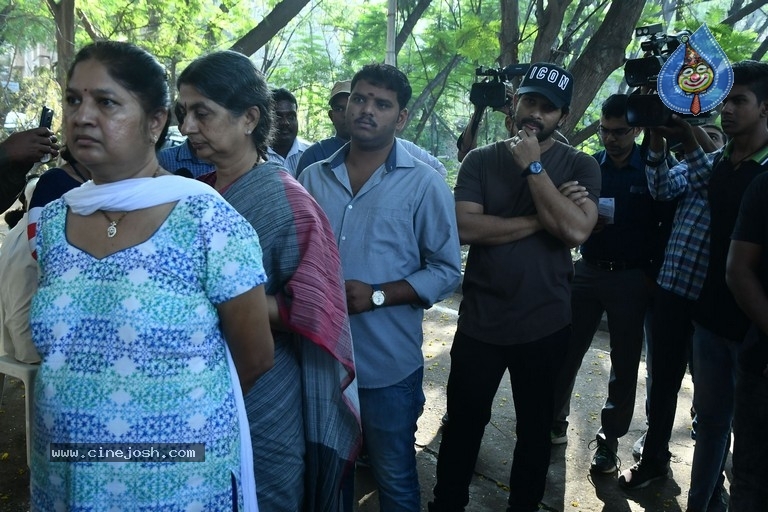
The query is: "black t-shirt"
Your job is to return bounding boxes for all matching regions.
[696,154,768,340]
[731,171,768,375]
[455,140,601,345]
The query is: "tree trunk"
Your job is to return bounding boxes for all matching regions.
[530,0,573,64]
[229,0,311,56]
[47,0,75,99]
[557,0,606,66]
[752,20,768,60]
[499,0,519,66]
[563,0,645,137]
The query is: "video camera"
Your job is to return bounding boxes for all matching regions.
[623,24,712,126]
[469,64,530,109]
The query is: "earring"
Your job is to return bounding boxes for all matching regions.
[246,129,252,135]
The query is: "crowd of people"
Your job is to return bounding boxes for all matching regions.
[0,39,767,512]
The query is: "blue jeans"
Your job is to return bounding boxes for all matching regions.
[359,367,425,512]
[729,364,768,511]
[687,323,737,511]
[643,288,695,465]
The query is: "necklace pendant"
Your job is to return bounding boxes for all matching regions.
[107,222,118,238]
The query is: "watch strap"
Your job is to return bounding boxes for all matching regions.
[521,161,543,177]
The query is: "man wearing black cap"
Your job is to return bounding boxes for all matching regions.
[430,62,601,512]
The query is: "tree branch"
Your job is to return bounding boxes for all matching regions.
[395,0,433,54]
[77,8,101,41]
[722,0,768,26]
[229,0,311,56]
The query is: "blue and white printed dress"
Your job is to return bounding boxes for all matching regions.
[30,194,266,511]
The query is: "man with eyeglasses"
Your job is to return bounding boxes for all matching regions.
[296,80,446,178]
[551,94,675,475]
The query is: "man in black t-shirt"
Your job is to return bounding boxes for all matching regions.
[430,62,600,512]
[726,172,768,511]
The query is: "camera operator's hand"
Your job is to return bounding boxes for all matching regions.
[507,127,541,169]
[647,115,698,154]
[457,104,489,162]
[0,127,60,169]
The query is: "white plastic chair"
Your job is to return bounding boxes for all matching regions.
[0,354,38,467]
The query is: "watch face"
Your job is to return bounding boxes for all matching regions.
[372,290,386,306]
[529,161,543,174]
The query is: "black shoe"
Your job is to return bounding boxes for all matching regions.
[618,459,669,489]
[589,437,619,473]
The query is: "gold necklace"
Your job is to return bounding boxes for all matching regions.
[99,211,129,238]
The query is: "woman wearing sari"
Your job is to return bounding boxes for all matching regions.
[30,41,273,511]
[176,50,361,511]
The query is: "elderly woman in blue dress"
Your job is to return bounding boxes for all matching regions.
[29,41,274,511]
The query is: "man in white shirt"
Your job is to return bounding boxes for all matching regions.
[267,87,310,177]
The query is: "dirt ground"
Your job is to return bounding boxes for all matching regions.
[0,209,721,511]
[1,295,716,512]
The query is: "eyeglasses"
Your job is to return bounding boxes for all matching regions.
[598,125,634,138]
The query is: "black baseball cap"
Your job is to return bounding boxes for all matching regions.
[517,62,574,109]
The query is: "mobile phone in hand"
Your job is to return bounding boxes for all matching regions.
[38,106,54,162]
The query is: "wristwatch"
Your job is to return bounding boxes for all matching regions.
[371,284,386,309]
[521,161,543,177]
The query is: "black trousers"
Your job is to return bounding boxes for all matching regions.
[432,326,569,512]
[553,260,649,441]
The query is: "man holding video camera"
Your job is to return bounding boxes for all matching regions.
[620,61,768,512]
[456,81,515,162]
[430,62,600,512]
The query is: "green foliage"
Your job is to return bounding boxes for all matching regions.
[344,4,388,64]
[3,0,768,169]
[0,0,52,50]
